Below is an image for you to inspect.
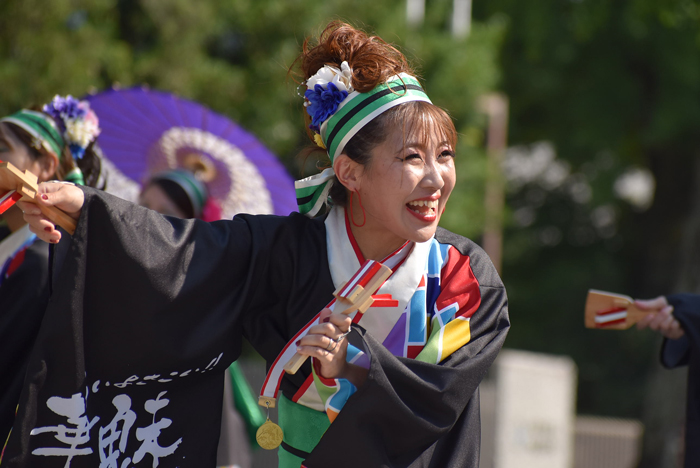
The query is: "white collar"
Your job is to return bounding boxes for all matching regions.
[324,206,432,341]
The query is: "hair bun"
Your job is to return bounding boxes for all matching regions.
[300,21,414,94]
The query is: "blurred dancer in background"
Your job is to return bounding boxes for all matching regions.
[140,169,221,221]
[636,295,696,467]
[0,95,102,447]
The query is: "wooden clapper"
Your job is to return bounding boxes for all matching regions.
[255,258,393,450]
[0,161,76,235]
[283,260,392,374]
[584,289,653,330]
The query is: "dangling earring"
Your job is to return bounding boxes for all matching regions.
[349,190,366,227]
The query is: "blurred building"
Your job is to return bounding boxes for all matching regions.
[480,350,643,468]
[574,416,643,468]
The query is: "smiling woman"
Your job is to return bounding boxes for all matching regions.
[7,22,509,468]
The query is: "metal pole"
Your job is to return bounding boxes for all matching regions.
[478,93,509,274]
[407,0,425,28]
[452,0,472,39]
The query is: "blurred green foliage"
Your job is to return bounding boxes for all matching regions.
[474,0,700,419]
[0,0,502,203]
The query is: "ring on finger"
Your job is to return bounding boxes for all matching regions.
[334,328,352,344]
[326,339,338,352]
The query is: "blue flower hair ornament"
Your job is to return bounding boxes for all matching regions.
[305,82,349,133]
[303,61,354,140]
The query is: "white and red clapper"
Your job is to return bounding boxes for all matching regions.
[584,289,655,330]
[0,161,76,234]
[259,259,393,409]
[282,259,393,374]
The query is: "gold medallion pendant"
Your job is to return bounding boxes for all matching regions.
[256,418,284,450]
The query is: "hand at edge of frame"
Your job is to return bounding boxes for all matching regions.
[635,296,684,340]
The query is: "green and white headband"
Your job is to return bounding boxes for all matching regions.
[296,66,432,217]
[1,110,65,157]
[151,169,208,219]
[0,109,85,185]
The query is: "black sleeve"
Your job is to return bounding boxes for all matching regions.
[4,187,330,467]
[0,241,49,446]
[44,186,328,378]
[305,237,510,468]
[64,187,258,372]
[661,293,700,369]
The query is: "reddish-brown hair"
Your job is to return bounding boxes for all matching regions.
[299,21,414,92]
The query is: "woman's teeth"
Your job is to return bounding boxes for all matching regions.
[408,200,438,208]
[407,199,438,212]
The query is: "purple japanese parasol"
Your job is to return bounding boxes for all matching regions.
[86,87,297,218]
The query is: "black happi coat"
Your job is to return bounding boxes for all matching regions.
[0,228,50,446]
[662,293,700,468]
[2,188,509,468]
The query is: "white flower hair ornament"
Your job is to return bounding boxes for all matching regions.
[43,95,101,161]
[305,61,353,92]
[304,61,354,148]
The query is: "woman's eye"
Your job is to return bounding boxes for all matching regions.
[405,153,422,161]
[439,150,455,159]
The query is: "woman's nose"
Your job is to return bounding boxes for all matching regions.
[421,158,445,190]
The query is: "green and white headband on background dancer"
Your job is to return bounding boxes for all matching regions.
[1,109,84,185]
[151,169,208,219]
[295,64,432,217]
[1,110,65,155]
[0,102,97,185]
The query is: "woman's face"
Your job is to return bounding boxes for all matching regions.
[139,183,188,219]
[354,120,456,248]
[0,122,42,175]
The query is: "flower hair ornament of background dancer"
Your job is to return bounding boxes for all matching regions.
[8,21,509,468]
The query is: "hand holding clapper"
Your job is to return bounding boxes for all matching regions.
[283,259,393,374]
[0,161,76,235]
